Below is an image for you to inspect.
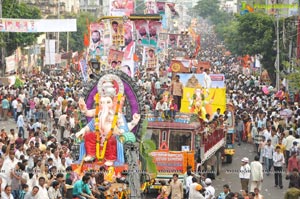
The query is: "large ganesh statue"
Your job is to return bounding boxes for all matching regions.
[76,72,144,167]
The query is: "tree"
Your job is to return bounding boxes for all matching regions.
[1,0,42,56]
[193,0,220,19]
[59,12,97,53]
[223,13,277,84]
[139,120,157,176]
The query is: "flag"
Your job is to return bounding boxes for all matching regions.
[193,35,201,57]
[83,18,90,47]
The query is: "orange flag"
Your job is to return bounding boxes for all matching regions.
[83,18,90,47]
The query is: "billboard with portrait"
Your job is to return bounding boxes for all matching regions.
[110,0,135,16]
[175,73,226,118]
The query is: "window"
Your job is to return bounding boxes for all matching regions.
[146,129,160,150]
[169,131,192,151]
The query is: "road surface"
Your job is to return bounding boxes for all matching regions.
[214,142,288,198]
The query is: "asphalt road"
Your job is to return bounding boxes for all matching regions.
[214,142,289,199]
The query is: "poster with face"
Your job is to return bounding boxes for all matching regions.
[110,0,135,16]
[156,2,166,14]
[168,34,178,48]
[167,3,179,18]
[111,20,125,47]
[135,20,149,45]
[108,49,124,69]
[145,0,157,14]
[149,21,161,47]
[144,47,157,74]
[89,23,104,57]
[122,21,134,61]
[89,22,111,57]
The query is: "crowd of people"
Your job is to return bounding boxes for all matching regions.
[0,19,300,199]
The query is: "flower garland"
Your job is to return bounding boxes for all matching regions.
[94,93,123,161]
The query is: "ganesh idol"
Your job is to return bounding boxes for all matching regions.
[76,75,140,166]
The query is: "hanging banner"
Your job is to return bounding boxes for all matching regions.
[45,39,56,65]
[110,0,135,16]
[89,22,111,57]
[108,49,124,68]
[157,2,166,14]
[80,59,88,82]
[110,20,125,47]
[167,3,179,18]
[149,21,161,47]
[144,46,157,74]
[168,34,179,48]
[145,0,157,14]
[5,55,16,73]
[0,18,76,32]
[135,20,149,45]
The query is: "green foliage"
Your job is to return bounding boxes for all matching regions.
[60,12,97,53]
[1,0,42,56]
[139,119,157,175]
[193,0,220,19]
[222,13,277,84]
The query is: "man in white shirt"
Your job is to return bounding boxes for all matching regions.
[273,146,284,189]
[2,151,19,185]
[263,139,274,176]
[284,130,296,165]
[35,177,50,199]
[11,98,18,121]
[250,155,263,192]
[239,157,251,192]
[204,178,215,199]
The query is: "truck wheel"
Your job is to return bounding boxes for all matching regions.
[216,152,222,176]
[226,155,232,164]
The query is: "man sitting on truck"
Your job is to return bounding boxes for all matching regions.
[155,97,169,120]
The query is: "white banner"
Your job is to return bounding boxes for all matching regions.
[45,40,56,65]
[5,55,16,73]
[0,18,77,32]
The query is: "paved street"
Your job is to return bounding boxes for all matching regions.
[214,142,289,198]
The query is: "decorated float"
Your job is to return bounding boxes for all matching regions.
[72,70,148,198]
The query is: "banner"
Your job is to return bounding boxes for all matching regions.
[110,20,125,47]
[149,21,161,47]
[5,55,16,73]
[167,3,179,18]
[157,2,166,14]
[177,73,226,117]
[108,49,124,68]
[89,22,110,57]
[110,0,135,16]
[145,0,157,14]
[168,34,179,48]
[0,18,76,32]
[45,39,56,65]
[144,46,157,74]
[135,20,149,45]
[80,59,88,82]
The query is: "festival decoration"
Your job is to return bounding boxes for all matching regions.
[240,1,254,15]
